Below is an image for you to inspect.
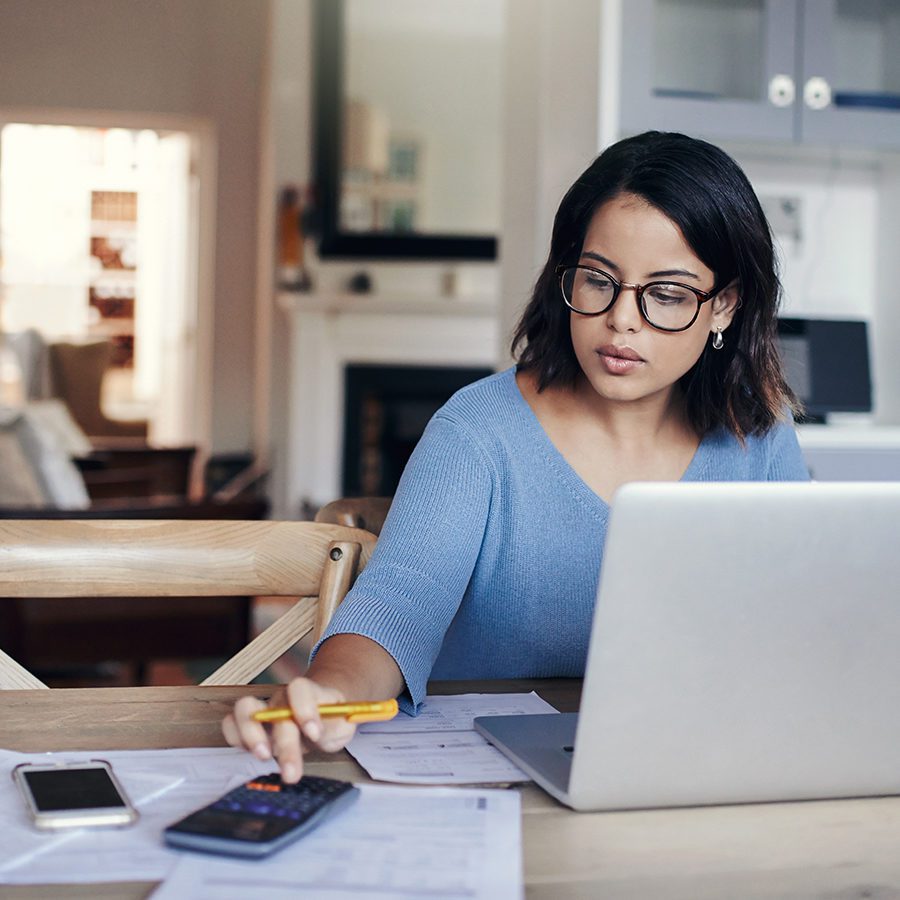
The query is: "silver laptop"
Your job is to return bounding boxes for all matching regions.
[474,481,900,811]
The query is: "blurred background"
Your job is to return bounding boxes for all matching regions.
[2,0,900,683]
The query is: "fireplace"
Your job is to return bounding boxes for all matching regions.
[342,364,492,496]
[281,293,499,516]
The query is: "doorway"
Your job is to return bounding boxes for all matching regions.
[0,117,208,446]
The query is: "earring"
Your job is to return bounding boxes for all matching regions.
[712,328,724,350]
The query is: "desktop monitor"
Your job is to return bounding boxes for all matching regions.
[777,317,872,422]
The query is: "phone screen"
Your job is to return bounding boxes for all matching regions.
[23,768,127,812]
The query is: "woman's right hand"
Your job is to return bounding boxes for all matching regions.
[221,677,359,783]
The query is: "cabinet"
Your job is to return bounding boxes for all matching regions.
[618,0,900,147]
[797,425,900,480]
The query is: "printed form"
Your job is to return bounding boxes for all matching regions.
[155,783,522,900]
[347,691,559,784]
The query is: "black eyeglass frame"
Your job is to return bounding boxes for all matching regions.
[555,264,717,333]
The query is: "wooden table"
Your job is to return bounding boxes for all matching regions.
[3,680,900,899]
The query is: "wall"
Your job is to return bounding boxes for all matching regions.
[0,0,268,453]
[736,148,879,321]
[498,0,604,365]
[269,0,313,517]
[875,154,900,423]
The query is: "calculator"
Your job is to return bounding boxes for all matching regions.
[163,773,360,858]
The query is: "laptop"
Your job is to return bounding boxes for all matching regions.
[474,481,900,811]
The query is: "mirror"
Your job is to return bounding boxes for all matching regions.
[314,0,503,259]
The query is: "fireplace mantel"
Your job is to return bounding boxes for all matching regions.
[277,291,496,318]
[280,292,500,513]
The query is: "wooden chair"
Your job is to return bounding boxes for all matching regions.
[315,496,392,536]
[0,499,272,684]
[0,519,376,690]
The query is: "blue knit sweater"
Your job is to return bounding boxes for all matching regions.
[315,367,810,710]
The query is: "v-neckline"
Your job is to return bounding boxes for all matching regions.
[505,367,712,512]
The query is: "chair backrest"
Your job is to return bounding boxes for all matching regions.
[315,496,392,536]
[0,519,376,690]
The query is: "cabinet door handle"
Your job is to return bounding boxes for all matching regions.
[803,76,832,110]
[768,74,796,107]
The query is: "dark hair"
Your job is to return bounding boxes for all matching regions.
[511,131,798,439]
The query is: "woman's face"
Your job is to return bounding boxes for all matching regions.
[569,192,738,409]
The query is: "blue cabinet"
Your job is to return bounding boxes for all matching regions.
[618,0,900,147]
[801,0,900,148]
[798,426,900,480]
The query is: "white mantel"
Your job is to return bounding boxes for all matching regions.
[280,291,500,514]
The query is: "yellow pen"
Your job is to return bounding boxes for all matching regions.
[252,698,399,724]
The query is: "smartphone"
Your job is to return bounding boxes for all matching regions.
[12,759,139,830]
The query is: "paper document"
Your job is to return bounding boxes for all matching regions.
[155,783,522,900]
[347,692,558,784]
[0,746,271,885]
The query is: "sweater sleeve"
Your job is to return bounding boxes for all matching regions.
[766,417,811,481]
[311,413,494,711]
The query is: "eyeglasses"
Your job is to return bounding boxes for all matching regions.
[556,264,715,333]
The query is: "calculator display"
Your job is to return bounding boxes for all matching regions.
[168,807,299,843]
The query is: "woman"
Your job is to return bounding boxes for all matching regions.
[224,131,809,782]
